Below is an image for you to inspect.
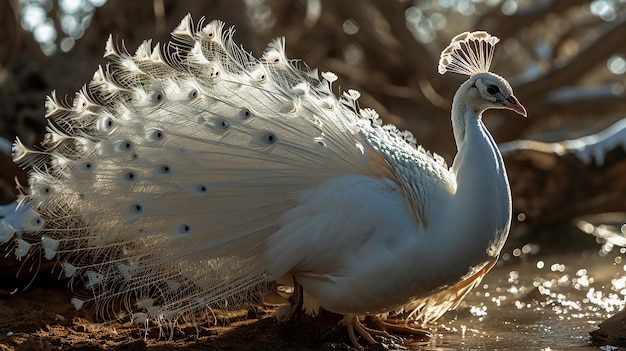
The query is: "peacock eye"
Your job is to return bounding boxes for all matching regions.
[486,85,499,95]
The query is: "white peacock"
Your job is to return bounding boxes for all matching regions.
[2,15,526,348]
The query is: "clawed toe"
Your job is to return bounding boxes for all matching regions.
[365,316,431,338]
[341,315,430,349]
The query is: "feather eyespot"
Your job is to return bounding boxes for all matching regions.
[31,217,43,228]
[239,108,252,119]
[264,133,277,144]
[194,184,208,195]
[97,117,114,132]
[156,165,171,176]
[220,120,229,128]
[122,171,137,183]
[176,224,191,236]
[127,203,145,219]
[188,89,198,99]
[151,89,165,103]
[78,162,94,173]
[114,140,133,153]
[203,27,216,39]
[252,69,267,83]
[146,129,164,143]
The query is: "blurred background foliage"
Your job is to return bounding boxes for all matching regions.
[3,0,626,150]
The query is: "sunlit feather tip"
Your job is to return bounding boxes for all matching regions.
[438,31,500,76]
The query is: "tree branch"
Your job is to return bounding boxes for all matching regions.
[515,16,626,101]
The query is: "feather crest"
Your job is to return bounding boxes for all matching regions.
[438,31,499,76]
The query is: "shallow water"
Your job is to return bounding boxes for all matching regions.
[404,225,626,351]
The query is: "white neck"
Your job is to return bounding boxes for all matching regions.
[433,83,512,278]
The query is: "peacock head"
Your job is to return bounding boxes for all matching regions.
[439,31,527,118]
[464,72,526,117]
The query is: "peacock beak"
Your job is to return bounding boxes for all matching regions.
[502,95,527,117]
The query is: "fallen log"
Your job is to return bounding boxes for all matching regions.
[501,118,626,225]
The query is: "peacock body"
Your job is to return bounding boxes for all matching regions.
[2,15,526,345]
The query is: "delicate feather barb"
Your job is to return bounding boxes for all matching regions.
[438,31,500,76]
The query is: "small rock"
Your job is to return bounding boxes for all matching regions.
[590,308,626,346]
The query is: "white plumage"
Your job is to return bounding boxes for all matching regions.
[2,17,526,347]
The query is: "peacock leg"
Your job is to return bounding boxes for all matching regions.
[278,276,303,322]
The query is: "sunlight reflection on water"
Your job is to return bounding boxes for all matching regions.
[403,226,626,351]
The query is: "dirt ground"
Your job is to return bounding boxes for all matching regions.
[0,285,321,351]
[0,266,426,351]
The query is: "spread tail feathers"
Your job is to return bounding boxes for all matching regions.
[4,14,451,328]
[4,14,398,325]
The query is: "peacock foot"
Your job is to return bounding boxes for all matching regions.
[341,315,431,349]
[274,279,430,349]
